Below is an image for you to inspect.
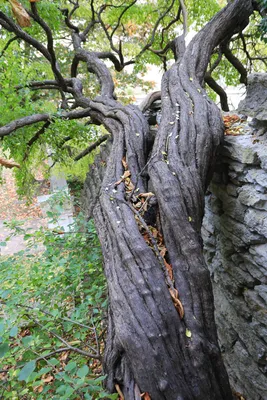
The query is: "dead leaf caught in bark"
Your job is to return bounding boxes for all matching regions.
[9,0,31,27]
[122,157,128,170]
[169,288,184,319]
[164,259,173,280]
[141,393,151,400]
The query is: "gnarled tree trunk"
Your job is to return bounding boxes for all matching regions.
[92,1,254,399]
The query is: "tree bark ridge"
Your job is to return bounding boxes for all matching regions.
[89,1,254,399]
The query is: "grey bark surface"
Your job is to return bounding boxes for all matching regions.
[85,1,255,399]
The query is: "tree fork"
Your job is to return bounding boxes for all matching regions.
[91,1,254,399]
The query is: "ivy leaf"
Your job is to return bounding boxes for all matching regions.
[18,360,36,381]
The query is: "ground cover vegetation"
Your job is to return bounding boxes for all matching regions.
[0,205,113,399]
[1,0,267,399]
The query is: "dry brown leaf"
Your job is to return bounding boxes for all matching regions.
[59,351,69,361]
[169,288,184,319]
[114,178,123,186]
[233,392,246,400]
[141,393,151,400]
[160,247,167,258]
[125,179,134,191]
[114,170,131,186]
[139,192,155,198]
[122,157,128,170]
[9,0,31,27]
[0,157,20,169]
[122,170,131,179]
[20,328,31,337]
[164,259,173,280]
[33,385,44,393]
[43,375,54,383]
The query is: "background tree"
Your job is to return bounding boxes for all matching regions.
[0,0,263,398]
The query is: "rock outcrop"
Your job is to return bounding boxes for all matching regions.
[202,116,267,399]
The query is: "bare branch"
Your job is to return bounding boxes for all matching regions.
[110,0,137,40]
[0,13,51,61]
[28,3,67,90]
[205,73,229,112]
[25,314,102,360]
[0,114,50,138]
[71,37,115,98]
[221,41,247,84]
[134,0,177,60]
[160,5,181,48]
[61,7,80,33]
[74,134,109,161]
[0,108,91,138]
[239,31,253,69]
[93,51,123,71]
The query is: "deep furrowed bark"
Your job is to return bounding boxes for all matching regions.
[91,1,254,399]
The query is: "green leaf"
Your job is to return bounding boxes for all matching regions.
[21,336,33,346]
[0,343,9,358]
[9,326,19,338]
[77,365,89,378]
[49,358,60,366]
[65,361,77,372]
[0,322,5,335]
[18,360,36,381]
[0,242,7,247]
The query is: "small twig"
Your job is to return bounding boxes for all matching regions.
[25,314,102,360]
[91,316,100,357]
[28,347,57,369]
[13,303,95,330]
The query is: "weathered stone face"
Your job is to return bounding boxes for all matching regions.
[202,121,267,400]
[238,73,267,121]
